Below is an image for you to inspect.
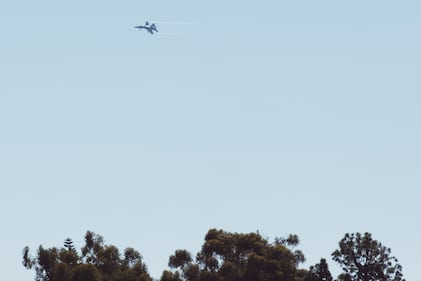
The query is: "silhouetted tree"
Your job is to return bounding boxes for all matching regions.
[163,228,301,281]
[23,231,152,281]
[332,233,405,281]
[60,238,78,266]
[274,234,306,266]
[305,258,332,281]
[63,238,76,252]
[22,229,407,281]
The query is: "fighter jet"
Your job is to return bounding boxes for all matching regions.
[134,21,158,34]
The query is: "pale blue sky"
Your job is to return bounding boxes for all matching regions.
[1,1,420,281]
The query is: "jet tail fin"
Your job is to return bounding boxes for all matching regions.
[151,24,158,32]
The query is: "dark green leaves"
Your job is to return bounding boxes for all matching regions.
[169,250,193,269]
[22,230,405,281]
[163,229,299,281]
[23,231,152,281]
[332,232,405,281]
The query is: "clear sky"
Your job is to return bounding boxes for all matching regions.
[1,1,420,281]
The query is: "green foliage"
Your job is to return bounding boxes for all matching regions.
[63,238,77,252]
[60,238,78,266]
[71,264,100,281]
[22,230,406,281]
[163,229,301,281]
[305,259,332,281]
[160,270,183,281]
[81,231,104,265]
[295,269,310,281]
[332,233,405,281]
[23,231,152,281]
[274,234,306,265]
[169,250,193,269]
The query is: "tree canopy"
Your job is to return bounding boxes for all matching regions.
[332,232,405,281]
[162,229,305,281]
[305,258,333,281]
[23,231,152,281]
[23,230,405,281]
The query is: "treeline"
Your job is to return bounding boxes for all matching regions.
[22,229,405,281]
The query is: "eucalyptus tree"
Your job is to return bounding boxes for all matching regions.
[23,231,152,281]
[162,228,303,281]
